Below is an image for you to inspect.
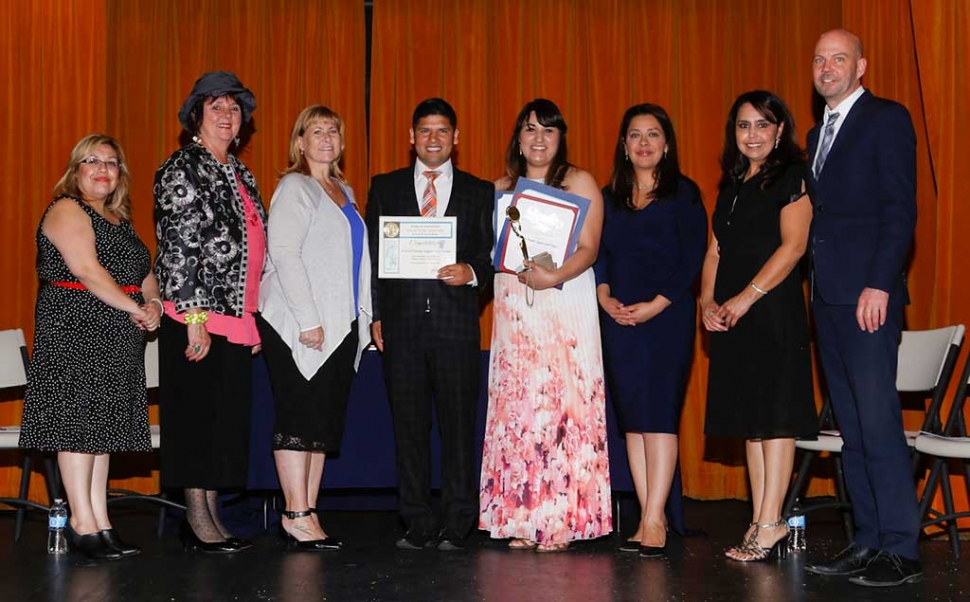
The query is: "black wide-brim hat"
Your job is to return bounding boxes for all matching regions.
[178,71,257,132]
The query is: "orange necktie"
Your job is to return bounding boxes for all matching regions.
[421,170,440,217]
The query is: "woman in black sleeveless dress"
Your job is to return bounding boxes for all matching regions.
[701,92,818,562]
[20,134,162,559]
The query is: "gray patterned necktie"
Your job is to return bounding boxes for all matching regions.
[813,112,840,178]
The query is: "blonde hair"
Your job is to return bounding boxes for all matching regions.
[282,105,346,182]
[53,134,132,221]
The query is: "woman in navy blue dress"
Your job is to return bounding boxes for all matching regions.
[594,104,707,557]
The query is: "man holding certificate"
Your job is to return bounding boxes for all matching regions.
[365,98,494,551]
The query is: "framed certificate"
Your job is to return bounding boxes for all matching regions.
[378,216,457,279]
[494,179,591,276]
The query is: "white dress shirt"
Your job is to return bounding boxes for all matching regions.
[413,158,454,216]
[412,158,478,286]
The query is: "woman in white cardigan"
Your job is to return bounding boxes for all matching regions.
[257,105,372,551]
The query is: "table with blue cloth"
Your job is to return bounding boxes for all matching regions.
[247,350,686,534]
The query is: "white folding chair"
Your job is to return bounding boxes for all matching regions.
[915,349,970,559]
[783,325,966,541]
[145,336,161,449]
[105,336,183,537]
[0,329,60,542]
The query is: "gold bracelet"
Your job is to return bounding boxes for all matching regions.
[750,282,768,296]
[184,311,209,325]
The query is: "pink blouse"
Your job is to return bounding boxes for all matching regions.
[164,181,266,346]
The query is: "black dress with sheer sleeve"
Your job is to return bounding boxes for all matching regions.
[704,163,818,439]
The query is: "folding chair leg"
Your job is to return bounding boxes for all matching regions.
[14,454,31,543]
[963,459,970,503]
[940,463,961,560]
[43,455,61,502]
[157,493,167,539]
[613,497,622,534]
[918,458,944,519]
[784,450,816,516]
[910,444,924,477]
[834,456,855,541]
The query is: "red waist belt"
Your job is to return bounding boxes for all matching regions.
[48,281,141,294]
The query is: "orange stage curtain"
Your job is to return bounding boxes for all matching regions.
[369,0,840,500]
[2,1,969,513]
[0,0,108,501]
[908,0,970,525]
[0,0,366,502]
[106,0,368,271]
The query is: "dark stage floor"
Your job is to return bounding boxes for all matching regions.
[0,498,966,601]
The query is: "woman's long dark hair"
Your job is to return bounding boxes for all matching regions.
[608,104,684,210]
[503,99,573,190]
[719,90,803,191]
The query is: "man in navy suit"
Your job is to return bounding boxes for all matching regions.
[803,29,920,587]
[366,98,494,551]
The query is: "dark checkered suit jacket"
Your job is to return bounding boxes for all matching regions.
[366,166,494,344]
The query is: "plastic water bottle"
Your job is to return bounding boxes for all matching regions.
[48,499,68,554]
[787,514,806,553]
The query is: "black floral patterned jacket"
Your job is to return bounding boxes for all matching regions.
[153,143,267,317]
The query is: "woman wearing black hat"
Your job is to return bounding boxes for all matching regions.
[154,71,267,553]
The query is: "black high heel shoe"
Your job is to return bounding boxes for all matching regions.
[639,542,667,558]
[179,520,241,554]
[66,524,123,560]
[638,524,669,558]
[226,537,254,550]
[279,509,342,551]
[618,539,640,553]
[99,528,141,557]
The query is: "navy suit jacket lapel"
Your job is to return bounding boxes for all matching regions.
[816,91,872,181]
[445,170,466,218]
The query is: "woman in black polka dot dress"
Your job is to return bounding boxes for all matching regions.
[19,134,164,560]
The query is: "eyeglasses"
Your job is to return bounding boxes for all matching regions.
[80,157,121,171]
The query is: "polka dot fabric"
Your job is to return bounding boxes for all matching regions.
[19,196,152,453]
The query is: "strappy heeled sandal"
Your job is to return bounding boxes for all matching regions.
[726,519,789,562]
[724,521,758,558]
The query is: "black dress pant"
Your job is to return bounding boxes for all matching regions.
[813,300,920,559]
[383,321,480,538]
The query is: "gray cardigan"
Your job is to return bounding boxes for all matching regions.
[258,173,372,378]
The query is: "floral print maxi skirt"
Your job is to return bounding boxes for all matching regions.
[479,269,612,545]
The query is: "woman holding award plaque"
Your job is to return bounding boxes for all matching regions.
[479,98,611,553]
[594,104,707,558]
